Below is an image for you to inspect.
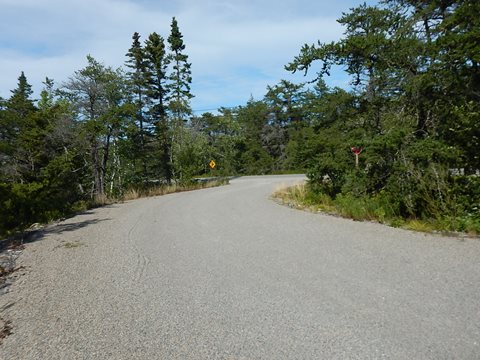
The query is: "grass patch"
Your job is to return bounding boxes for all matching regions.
[272,184,479,236]
[273,183,307,206]
[404,220,436,233]
[120,178,229,202]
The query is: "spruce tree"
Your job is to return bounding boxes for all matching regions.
[166,17,194,180]
[145,32,168,124]
[125,32,149,178]
[0,72,36,182]
[8,71,36,118]
[167,17,193,123]
[144,32,172,182]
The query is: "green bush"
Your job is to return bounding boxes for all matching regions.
[308,153,349,197]
[0,182,44,235]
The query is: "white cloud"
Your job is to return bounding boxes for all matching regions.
[0,0,351,109]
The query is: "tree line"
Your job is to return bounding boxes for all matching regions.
[1,1,479,235]
[0,18,196,234]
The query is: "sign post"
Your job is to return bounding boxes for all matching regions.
[351,147,363,168]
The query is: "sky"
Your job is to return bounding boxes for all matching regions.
[0,0,377,113]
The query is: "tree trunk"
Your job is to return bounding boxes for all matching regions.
[91,137,104,198]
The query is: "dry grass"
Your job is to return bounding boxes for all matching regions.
[403,220,436,233]
[122,188,140,201]
[92,193,113,206]
[273,182,307,200]
[273,183,306,208]
[121,179,229,202]
[272,183,336,213]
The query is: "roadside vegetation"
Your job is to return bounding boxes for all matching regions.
[273,183,479,236]
[120,178,229,202]
[0,179,228,238]
[1,1,479,237]
[274,0,480,235]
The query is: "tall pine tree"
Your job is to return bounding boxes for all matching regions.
[167,18,194,180]
[144,32,172,182]
[8,71,36,119]
[167,17,193,123]
[0,72,37,183]
[125,32,149,178]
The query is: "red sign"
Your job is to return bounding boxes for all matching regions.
[351,146,363,155]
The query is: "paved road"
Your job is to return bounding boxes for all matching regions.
[1,175,480,359]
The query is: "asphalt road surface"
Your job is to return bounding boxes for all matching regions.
[1,175,479,359]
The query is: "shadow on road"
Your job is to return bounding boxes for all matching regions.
[0,218,111,253]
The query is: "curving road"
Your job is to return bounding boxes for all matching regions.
[1,175,479,359]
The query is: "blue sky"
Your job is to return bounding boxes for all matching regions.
[0,0,377,113]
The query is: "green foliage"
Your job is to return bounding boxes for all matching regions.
[7,71,36,118]
[285,0,480,232]
[450,176,480,216]
[308,154,348,198]
[240,144,274,175]
[167,17,193,122]
[172,127,209,185]
[284,126,316,171]
[0,182,41,234]
[191,110,243,176]
[0,73,87,236]
[61,56,129,197]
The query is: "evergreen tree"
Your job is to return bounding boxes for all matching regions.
[167,17,193,122]
[191,110,242,175]
[145,32,169,124]
[0,76,85,234]
[1,72,37,182]
[236,99,273,174]
[8,71,36,118]
[38,77,55,110]
[144,32,172,182]
[125,32,149,178]
[166,17,194,180]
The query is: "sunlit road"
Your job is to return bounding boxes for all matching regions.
[1,175,479,359]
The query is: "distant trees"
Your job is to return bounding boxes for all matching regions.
[123,18,194,184]
[191,109,242,175]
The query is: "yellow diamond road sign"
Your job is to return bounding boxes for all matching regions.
[209,160,216,169]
